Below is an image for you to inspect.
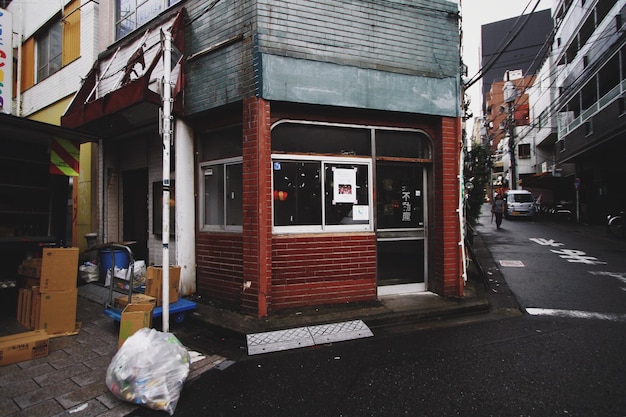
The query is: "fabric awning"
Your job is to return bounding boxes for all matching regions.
[61,9,185,135]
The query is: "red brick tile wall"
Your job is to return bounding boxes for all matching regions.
[431,116,463,297]
[271,233,377,309]
[241,97,273,316]
[196,232,244,307]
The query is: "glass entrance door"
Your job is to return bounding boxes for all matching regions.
[376,162,427,294]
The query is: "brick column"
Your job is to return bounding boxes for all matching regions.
[241,97,272,316]
[433,116,463,297]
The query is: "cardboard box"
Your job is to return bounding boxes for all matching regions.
[114,293,156,309]
[35,288,77,335]
[17,288,33,328]
[119,303,153,348]
[39,248,79,292]
[145,266,180,306]
[0,330,49,366]
[18,262,42,278]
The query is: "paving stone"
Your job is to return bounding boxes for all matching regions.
[49,336,78,351]
[0,363,20,377]
[13,379,78,409]
[92,402,138,417]
[0,378,39,398]
[33,363,90,387]
[0,363,54,385]
[56,381,109,410]
[53,399,109,417]
[0,398,19,416]
[72,368,106,387]
[46,348,72,366]
[6,398,64,417]
[61,344,100,360]
[96,392,124,410]
[83,354,114,372]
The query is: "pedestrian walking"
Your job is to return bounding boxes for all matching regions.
[492,194,505,229]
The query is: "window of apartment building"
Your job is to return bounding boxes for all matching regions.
[199,125,243,231]
[597,0,616,27]
[518,143,531,159]
[617,4,626,32]
[36,20,62,81]
[621,47,626,81]
[599,54,619,97]
[584,120,593,136]
[581,80,597,111]
[116,0,182,39]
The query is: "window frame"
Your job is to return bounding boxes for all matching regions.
[271,154,373,234]
[518,143,531,159]
[115,0,182,40]
[199,156,243,232]
[35,19,63,82]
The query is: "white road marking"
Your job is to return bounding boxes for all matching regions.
[526,308,626,322]
[529,238,564,247]
[550,249,606,265]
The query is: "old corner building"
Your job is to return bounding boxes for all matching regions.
[60,0,464,317]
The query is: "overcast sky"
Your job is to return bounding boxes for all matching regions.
[461,0,552,133]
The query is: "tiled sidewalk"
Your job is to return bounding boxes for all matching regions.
[0,294,225,417]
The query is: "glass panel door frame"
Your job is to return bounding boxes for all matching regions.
[376,163,428,296]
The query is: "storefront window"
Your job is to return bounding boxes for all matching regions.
[199,125,243,230]
[272,123,370,156]
[272,157,371,232]
[202,159,242,230]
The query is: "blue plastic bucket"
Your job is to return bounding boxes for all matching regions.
[99,249,130,281]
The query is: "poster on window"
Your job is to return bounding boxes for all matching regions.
[333,167,357,204]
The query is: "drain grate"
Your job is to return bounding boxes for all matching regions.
[499,260,525,267]
[246,319,373,355]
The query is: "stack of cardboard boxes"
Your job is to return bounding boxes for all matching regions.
[16,248,79,336]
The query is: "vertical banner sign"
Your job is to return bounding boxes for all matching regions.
[0,8,13,114]
[50,137,80,176]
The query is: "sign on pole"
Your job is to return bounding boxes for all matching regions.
[0,8,13,114]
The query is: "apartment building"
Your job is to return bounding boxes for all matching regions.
[552,0,626,223]
[480,9,553,194]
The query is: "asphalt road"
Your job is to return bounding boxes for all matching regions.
[126,207,626,417]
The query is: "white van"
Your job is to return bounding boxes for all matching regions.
[504,190,537,218]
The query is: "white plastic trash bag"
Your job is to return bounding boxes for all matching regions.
[106,328,191,415]
[79,263,99,283]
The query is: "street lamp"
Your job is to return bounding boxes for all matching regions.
[503,80,517,190]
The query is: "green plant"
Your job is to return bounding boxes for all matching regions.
[464,144,492,225]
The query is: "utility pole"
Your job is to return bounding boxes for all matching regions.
[503,78,517,190]
[161,29,173,332]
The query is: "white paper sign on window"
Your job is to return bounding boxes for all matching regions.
[353,205,369,221]
[333,167,357,204]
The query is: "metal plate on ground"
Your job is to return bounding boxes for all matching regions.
[308,320,373,344]
[499,260,525,267]
[247,327,315,355]
[246,320,373,355]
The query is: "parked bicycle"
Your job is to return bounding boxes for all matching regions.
[607,210,625,238]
